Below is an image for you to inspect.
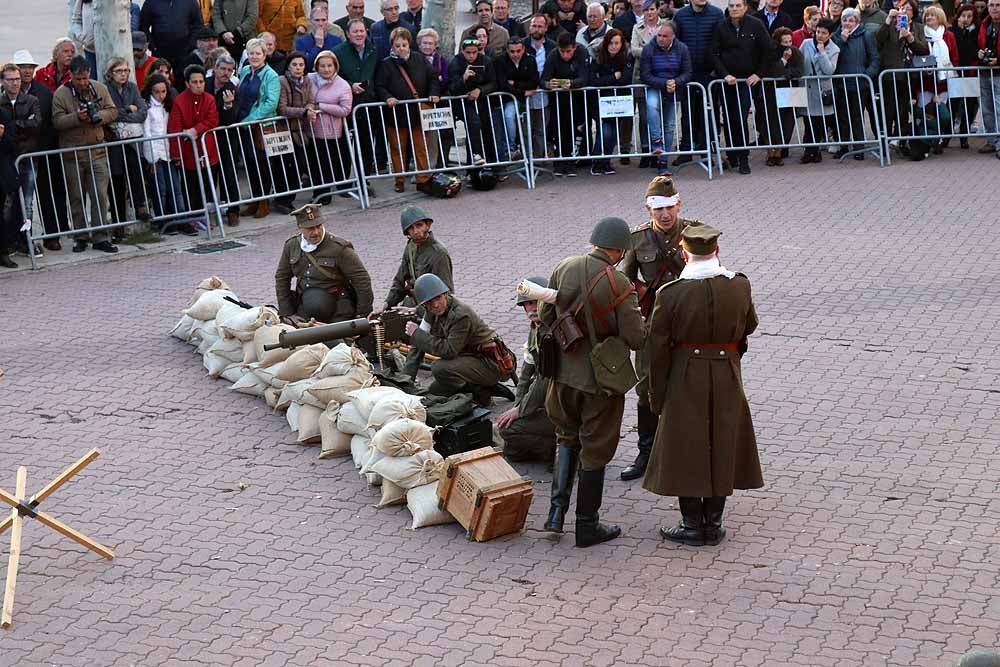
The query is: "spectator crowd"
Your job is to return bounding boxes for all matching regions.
[1,0,999,268]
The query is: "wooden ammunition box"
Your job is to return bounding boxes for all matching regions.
[436,447,533,542]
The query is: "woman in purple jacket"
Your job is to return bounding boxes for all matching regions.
[307,50,354,203]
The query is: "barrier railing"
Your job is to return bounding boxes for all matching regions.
[709,73,885,167]
[350,91,533,205]
[16,132,214,270]
[202,115,364,214]
[878,65,999,165]
[525,82,717,180]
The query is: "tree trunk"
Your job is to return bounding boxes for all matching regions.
[424,0,458,61]
[93,0,133,82]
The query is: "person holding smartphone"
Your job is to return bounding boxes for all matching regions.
[876,0,929,153]
[448,37,502,166]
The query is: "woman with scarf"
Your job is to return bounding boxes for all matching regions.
[919,5,959,152]
[236,37,280,219]
[307,50,353,204]
[799,18,840,162]
[273,51,317,214]
[416,28,454,167]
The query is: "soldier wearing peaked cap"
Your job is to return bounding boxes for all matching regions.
[618,175,703,482]
[274,204,374,326]
[643,224,763,547]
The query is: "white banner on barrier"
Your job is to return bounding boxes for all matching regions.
[947,77,980,98]
[262,129,295,157]
[776,87,809,108]
[421,107,455,131]
[599,95,634,118]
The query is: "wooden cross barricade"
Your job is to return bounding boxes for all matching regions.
[0,448,114,629]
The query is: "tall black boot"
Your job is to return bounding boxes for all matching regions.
[703,496,727,545]
[575,468,621,548]
[660,497,705,546]
[620,405,657,481]
[543,445,579,533]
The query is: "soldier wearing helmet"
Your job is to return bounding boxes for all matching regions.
[538,216,645,548]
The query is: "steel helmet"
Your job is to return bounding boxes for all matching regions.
[400,205,432,234]
[516,276,548,305]
[589,216,631,250]
[413,273,450,304]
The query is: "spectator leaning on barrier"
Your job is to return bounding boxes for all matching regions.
[673,0,723,164]
[494,0,527,39]
[0,61,41,259]
[711,0,771,175]
[140,74,190,233]
[578,2,611,57]
[800,17,840,162]
[372,0,417,60]
[51,55,119,255]
[35,39,76,93]
[416,28,455,167]
[630,0,665,162]
[977,0,1000,157]
[307,50,353,203]
[335,0,375,34]
[296,4,344,72]
[0,101,19,269]
[948,3,981,148]
[589,28,634,173]
[542,31,591,176]
[333,19,383,195]
[104,57,151,239]
[641,21,692,176]
[753,0,797,33]
[168,65,220,227]
[877,0,929,153]
[212,0,259,64]
[140,0,205,71]
[497,37,540,160]
[256,0,306,52]
[205,53,241,226]
[832,7,879,158]
[448,37,501,167]
[759,27,803,166]
[525,15,558,160]
[272,51,317,214]
[792,6,821,46]
[918,6,957,153]
[237,37,281,220]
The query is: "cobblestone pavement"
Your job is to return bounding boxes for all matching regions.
[2,151,999,667]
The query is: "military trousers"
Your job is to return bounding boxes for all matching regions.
[427,354,499,397]
[545,381,625,471]
[634,336,651,409]
[499,412,557,464]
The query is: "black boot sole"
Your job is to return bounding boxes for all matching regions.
[660,526,706,546]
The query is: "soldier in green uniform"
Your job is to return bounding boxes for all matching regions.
[496,277,557,465]
[618,176,700,482]
[405,274,514,403]
[643,225,763,547]
[274,204,375,325]
[539,218,645,548]
[373,206,455,378]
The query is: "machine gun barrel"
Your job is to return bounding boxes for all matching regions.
[263,318,372,351]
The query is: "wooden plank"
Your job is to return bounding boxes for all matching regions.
[0,449,100,536]
[2,467,27,629]
[0,488,114,561]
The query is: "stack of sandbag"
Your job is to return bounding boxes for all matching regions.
[362,418,435,507]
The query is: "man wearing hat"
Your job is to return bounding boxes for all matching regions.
[538,217,645,548]
[642,224,762,546]
[131,32,157,90]
[404,274,513,403]
[376,205,454,378]
[496,276,557,465]
[179,27,220,80]
[274,203,374,325]
[618,175,699,482]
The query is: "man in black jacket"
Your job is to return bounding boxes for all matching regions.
[448,38,502,165]
[139,0,206,71]
[1,60,41,261]
[525,15,557,161]
[494,0,527,38]
[541,31,589,176]
[752,0,797,32]
[206,53,241,226]
[496,38,539,158]
[612,0,644,41]
[710,0,770,174]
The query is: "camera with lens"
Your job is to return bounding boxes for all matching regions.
[983,48,997,63]
[80,100,102,125]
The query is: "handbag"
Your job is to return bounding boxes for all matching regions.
[110,121,144,139]
[912,55,937,68]
[578,260,638,396]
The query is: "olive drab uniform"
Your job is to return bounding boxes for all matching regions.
[499,322,557,463]
[274,232,375,322]
[385,232,454,309]
[409,295,503,398]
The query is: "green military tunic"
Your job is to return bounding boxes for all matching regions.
[499,323,557,463]
[385,232,454,308]
[538,251,645,471]
[274,232,374,321]
[410,295,500,396]
[642,274,764,498]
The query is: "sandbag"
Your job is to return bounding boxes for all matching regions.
[264,386,280,408]
[185,318,209,346]
[207,337,244,363]
[407,482,456,529]
[359,446,384,475]
[203,350,237,378]
[191,319,220,350]
[307,373,375,406]
[253,323,296,367]
[188,275,232,306]
[277,379,319,411]
[371,418,434,457]
[350,435,371,469]
[297,404,324,444]
[170,315,196,342]
[276,343,328,381]
[377,480,407,508]
[218,305,281,342]
[315,343,372,378]
[370,449,444,490]
[250,362,288,389]
[231,372,268,397]
[184,289,237,320]
[336,402,371,436]
[241,340,257,366]
[348,386,407,420]
[366,472,383,487]
[367,394,427,431]
[220,365,248,383]
[286,402,301,431]
[319,404,351,458]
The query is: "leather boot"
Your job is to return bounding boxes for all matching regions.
[575,468,621,547]
[254,201,270,218]
[543,445,579,533]
[620,405,657,481]
[240,202,259,216]
[703,496,727,545]
[660,497,705,546]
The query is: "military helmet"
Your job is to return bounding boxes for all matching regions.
[516,276,548,305]
[955,651,1000,667]
[413,273,450,304]
[589,216,631,250]
[400,205,432,234]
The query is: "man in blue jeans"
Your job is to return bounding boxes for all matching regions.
[641,22,692,176]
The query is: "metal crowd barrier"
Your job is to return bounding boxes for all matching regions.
[350,91,533,205]
[15,132,215,270]
[709,73,885,167]
[878,65,998,165]
[202,115,364,213]
[525,82,717,180]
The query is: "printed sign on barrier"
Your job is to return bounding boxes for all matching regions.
[599,95,634,118]
[262,129,295,157]
[776,87,809,108]
[421,107,455,131]
[947,77,980,98]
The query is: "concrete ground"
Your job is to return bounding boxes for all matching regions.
[2,145,999,666]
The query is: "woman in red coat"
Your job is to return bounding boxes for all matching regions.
[168,64,219,230]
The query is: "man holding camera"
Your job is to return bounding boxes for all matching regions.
[51,55,119,254]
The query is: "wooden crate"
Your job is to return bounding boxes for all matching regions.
[437,447,533,542]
